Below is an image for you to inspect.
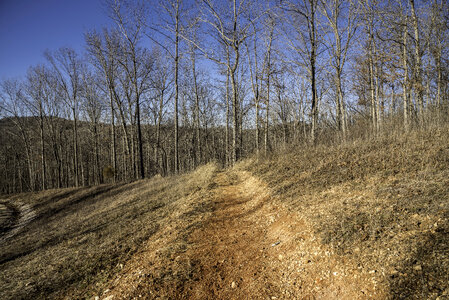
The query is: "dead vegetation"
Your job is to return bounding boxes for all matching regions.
[1,126,448,300]
[0,163,218,300]
[247,126,449,299]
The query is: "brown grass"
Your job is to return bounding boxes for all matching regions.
[0,163,218,300]
[247,126,449,299]
[1,124,448,299]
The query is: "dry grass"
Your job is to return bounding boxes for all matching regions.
[0,163,218,300]
[247,126,449,299]
[1,124,448,299]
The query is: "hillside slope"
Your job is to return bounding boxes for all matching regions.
[101,168,389,299]
[247,127,449,299]
[0,164,218,299]
[1,127,448,299]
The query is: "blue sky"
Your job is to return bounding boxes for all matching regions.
[0,0,113,80]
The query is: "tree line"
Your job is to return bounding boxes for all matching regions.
[1,0,448,194]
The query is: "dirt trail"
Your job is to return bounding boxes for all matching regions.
[0,200,36,242]
[102,169,388,299]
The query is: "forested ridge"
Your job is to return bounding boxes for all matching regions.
[1,0,448,194]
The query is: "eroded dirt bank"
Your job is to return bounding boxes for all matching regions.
[102,168,388,299]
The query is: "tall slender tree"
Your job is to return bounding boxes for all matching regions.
[45,47,82,187]
[281,0,320,143]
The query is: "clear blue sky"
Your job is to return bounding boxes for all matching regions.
[0,0,113,80]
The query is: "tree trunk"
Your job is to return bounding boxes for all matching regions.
[230,69,239,164]
[156,90,164,174]
[265,69,270,155]
[116,101,132,178]
[39,106,46,190]
[20,125,34,191]
[264,17,274,152]
[225,69,230,166]
[402,18,410,131]
[174,1,180,174]
[368,37,377,133]
[94,121,101,185]
[109,89,117,183]
[410,0,424,126]
[373,41,381,131]
[136,97,144,179]
[255,95,260,153]
[310,1,318,144]
[73,107,79,187]
[191,47,201,167]
[335,72,346,139]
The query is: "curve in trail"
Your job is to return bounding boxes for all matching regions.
[101,169,387,299]
[180,170,387,299]
[0,200,36,243]
[181,170,278,299]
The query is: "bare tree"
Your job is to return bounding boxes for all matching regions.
[85,29,122,182]
[263,14,275,154]
[150,48,173,175]
[361,0,383,133]
[281,0,320,143]
[409,0,425,126]
[146,0,187,174]
[187,26,203,167]
[43,73,65,188]
[245,8,275,154]
[319,0,358,139]
[0,79,34,191]
[25,65,49,190]
[109,0,152,179]
[428,0,448,117]
[45,47,83,187]
[193,0,259,163]
[400,2,412,131]
[80,69,104,185]
[245,15,262,153]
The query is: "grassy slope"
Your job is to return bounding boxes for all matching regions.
[246,126,449,299]
[1,126,448,299]
[0,164,217,300]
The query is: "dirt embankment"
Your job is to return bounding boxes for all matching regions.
[101,168,387,299]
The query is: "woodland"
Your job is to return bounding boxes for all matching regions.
[1,0,448,194]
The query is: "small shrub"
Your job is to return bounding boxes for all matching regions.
[102,166,115,180]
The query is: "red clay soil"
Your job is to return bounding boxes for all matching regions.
[99,170,388,299]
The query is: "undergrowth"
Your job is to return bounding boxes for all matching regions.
[0,163,218,300]
[247,125,449,299]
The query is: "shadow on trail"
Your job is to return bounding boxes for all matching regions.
[211,200,266,224]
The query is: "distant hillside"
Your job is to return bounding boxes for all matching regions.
[0,114,249,193]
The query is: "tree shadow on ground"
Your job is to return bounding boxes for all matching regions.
[388,216,449,299]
